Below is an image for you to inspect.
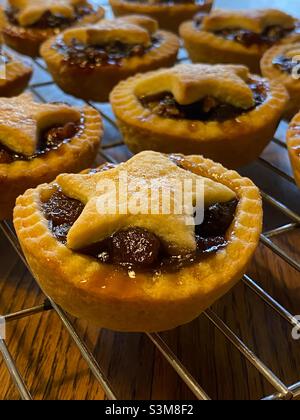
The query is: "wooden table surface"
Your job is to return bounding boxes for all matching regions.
[0,0,300,400]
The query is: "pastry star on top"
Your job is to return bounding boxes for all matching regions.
[63,20,151,47]
[56,151,236,255]
[202,9,296,34]
[0,93,81,156]
[135,63,255,109]
[9,0,81,27]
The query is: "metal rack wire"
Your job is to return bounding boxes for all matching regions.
[1,32,300,400]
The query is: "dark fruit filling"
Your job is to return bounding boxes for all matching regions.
[139,80,267,122]
[272,55,300,76]
[55,36,161,68]
[6,3,96,29]
[211,25,295,47]
[41,160,238,272]
[0,120,82,164]
[41,189,85,244]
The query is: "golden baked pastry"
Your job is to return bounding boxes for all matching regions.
[0,50,32,97]
[0,0,105,57]
[0,93,102,220]
[109,0,213,33]
[110,63,288,168]
[286,112,300,187]
[180,8,298,74]
[13,151,262,332]
[41,16,179,102]
[261,42,300,119]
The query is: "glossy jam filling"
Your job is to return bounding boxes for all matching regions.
[210,25,295,47]
[0,120,82,164]
[41,160,238,272]
[139,80,267,122]
[272,55,299,75]
[6,3,95,29]
[55,36,161,68]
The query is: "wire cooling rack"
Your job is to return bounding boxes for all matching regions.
[1,4,300,401]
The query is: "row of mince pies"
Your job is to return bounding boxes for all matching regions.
[2,5,299,120]
[5,64,300,332]
[0,4,295,332]
[0,93,103,220]
[14,150,263,332]
[0,0,105,57]
[0,79,263,332]
[180,8,300,74]
[109,0,214,33]
[40,15,180,102]
[110,63,288,168]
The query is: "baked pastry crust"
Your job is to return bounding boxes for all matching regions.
[0,1,105,57]
[41,17,179,102]
[0,51,32,97]
[0,99,103,220]
[13,153,262,332]
[286,112,300,187]
[201,9,295,33]
[56,151,236,253]
[110,64,288,168]
[180,9,297,74]
[261,43,300,120]
[109,0,213,33]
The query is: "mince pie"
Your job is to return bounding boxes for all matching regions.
[109,0,213,33]
[0,0,105,57]
[286,112,300,187]
[261,42,300,119]
[0,49,32,96]
[14,151,262,332]
[0,93,102,220]
[41,16,179,102]
[180,8,299,74]
[110,63,288,168]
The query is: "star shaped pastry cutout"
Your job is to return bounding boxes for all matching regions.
[135,63,255,109]
[63,20,151,47]
[10,0,79,26]
[0,93,81,156]
[56,151,236,255]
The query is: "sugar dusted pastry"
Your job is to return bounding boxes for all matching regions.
[110,63,288,168]
[41,16,179,102]
[0,0,105,57]
[287,112,300,187]
[180,8,298,74]
[109,0,213,33]
[261,42,300,119]
[0,50,32,97]
[0,93,102,220]
[14,151,262,332]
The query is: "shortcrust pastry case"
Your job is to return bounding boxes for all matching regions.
[180,8,299,74]
[110,63,288,168]
[14,151,262,332]
[41,15,180,102]
[0,93,103,220]
[110,0,213,34]
[261,42,300,120]
[286,112,300,187]
[0,0,105,57]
